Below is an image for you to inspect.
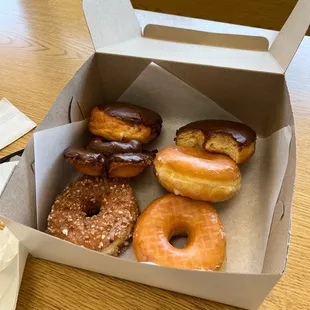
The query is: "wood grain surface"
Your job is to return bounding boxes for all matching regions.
[132,0,310,36]
[0,1,310,309]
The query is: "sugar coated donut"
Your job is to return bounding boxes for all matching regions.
[88,102,162,143]
[176,120,256,163]
[133,194,226,270]
[47,176,139,256]
[154,146,241,202]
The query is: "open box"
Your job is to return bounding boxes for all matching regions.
[1,0,310,309]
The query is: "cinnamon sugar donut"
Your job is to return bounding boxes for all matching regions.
[133,194,226,270]
[154,146,241,202]
[47,176,139,256]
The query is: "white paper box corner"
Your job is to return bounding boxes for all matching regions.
[0,228,28,310]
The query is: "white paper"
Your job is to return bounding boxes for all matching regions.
[34,120,89,231]
[0,271,19,310]
[0,228,18,309]
[0,98,36,150]
[0,163,18,197]
[0,228,18,273]
[33,63,291,273]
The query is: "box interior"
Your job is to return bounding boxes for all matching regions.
[29,55,293,274]
[0,40,295,278]
[0,3,304,307]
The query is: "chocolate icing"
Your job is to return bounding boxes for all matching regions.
[88,138,142,157]
[98,102,162,135]
[64,147,106,163]
[109,152,155,164]
[176,120,256,146]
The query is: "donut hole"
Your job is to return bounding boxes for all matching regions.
[84,200,101,218]
[169,230,189,249]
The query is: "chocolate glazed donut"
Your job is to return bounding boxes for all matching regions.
[64,147,106,176]
[88,137,156,178]
[88,138,142,157]
[88,102,163,143]
[108,152,156,178]
[65,139,156,178]
[175,120,257,164]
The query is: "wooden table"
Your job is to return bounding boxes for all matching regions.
[1,1,310,309]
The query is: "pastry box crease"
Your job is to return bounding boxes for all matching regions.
[1,0,309,309]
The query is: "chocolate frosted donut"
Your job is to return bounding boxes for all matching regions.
[47,175,139,256]
[64,147,106,176]
[175,120,257,164]
[88,137,142,157]
[109,152,156,178]
[88,102,163,143]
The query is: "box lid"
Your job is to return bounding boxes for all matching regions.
[83,0,310,74]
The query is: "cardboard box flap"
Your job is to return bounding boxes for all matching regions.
[143,24,270,51]
[83,0,141,51]
[270,0,310,72]
[83,0,309,74]
[99,37,282,74]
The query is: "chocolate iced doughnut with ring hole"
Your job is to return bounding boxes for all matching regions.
[47,175,139,256]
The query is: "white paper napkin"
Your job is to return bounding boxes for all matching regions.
[0,268,19,310]
[0,228,18,310]
[0,156,21,310]
[0,162,18,197]
[0,98,36,150]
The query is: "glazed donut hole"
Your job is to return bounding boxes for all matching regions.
[168,230,189,249]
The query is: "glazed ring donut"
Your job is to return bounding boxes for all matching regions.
[47,175,139,256]
[88,102,163,143]
[64,147,106,176]
[176,120,256,164]
[154,146,241,202]
[133,194,226,271]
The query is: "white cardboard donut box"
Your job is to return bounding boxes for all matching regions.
[1,0,310,309]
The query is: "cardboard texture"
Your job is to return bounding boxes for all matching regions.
[1,0,309,308]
